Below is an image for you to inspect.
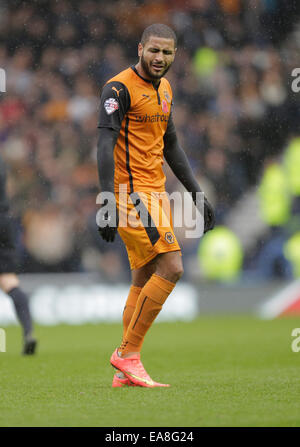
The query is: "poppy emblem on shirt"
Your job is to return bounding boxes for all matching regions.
[104,98,119,115]
[162,99,168,113]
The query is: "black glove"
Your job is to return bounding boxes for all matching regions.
[193,193,215,234]
[203,196,215,233]
[97,198,119,242]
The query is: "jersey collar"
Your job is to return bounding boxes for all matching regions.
[131,65,161,90]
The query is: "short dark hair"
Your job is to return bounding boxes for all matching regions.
[141,23,177,47]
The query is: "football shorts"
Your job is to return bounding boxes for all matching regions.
[116,191,181,270]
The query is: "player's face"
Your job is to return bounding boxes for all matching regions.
[138,36,176,80]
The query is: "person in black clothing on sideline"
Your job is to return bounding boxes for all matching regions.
[0,154,37,355]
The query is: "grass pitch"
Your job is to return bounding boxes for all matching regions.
[1,315,300,427]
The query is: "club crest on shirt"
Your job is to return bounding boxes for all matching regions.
[164,91,171,103]
[162,99,168,113]
[104,98,119,115]
[165,232,174,244]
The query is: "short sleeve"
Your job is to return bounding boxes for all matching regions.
[98,81,131,131]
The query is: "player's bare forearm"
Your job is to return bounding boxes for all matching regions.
[97,127,119,194]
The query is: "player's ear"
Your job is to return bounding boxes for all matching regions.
[138,42,143,57]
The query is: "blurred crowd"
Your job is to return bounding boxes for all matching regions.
[0,0,299,281]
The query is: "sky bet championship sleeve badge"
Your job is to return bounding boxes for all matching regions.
[104,97,119,115]
[164,91,171,103]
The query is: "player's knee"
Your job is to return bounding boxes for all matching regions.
[132,263,156,288]
[155,252,184,283]
[168,256,184,282]
[0,273,19,292]
[171,266,184,283]
[158,265,183,283]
